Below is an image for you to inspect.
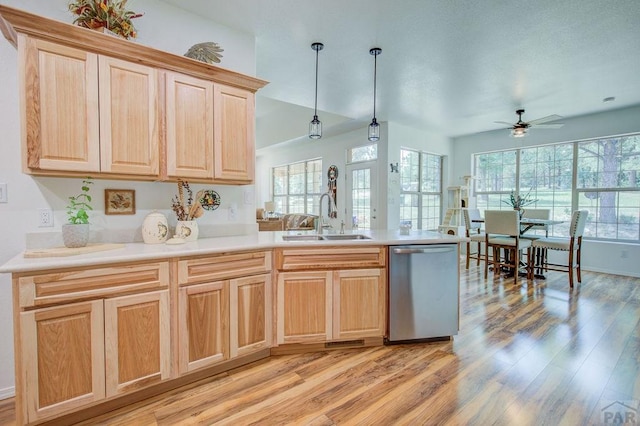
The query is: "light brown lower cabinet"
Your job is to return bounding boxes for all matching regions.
[178,273,273,373]
[276,268,386,344]
[20,289,170,422]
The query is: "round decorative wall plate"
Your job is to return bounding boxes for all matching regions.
[199,190,221,211]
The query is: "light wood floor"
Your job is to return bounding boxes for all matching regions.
[1,263,639,425]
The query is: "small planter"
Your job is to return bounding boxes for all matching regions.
[175,221,198,242]
[62,223,90,248]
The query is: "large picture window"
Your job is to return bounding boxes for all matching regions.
[272,159,322,214]
[474,134,640,242]
[399,149,442,230]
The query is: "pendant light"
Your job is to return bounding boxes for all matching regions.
[309,42,324,139]
[368,47,382,141]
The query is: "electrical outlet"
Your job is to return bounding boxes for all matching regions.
[228,203,238,221]
[38,208,53,227]
[0,183,7,203]
[243,189,253,205]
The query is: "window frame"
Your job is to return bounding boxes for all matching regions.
[272,158,322,215]
[399,148,443,230]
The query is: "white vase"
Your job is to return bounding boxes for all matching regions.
[62,223,90,248]
[175,220,199,242]
[142,211,169,244]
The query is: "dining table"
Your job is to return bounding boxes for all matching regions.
[471,216,565,279]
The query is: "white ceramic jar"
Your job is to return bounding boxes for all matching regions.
[142,211,169,244]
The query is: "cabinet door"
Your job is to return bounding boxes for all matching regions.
[178,281,229,374]
[213,83,255,182]
[19,35,100,172]
[20,300,105,422]
[99,56,159,176]
[333,269,386,339]
[165,72,214,179]
[104,290,170,397]
[276,271,332,344]
[230,273,272,357]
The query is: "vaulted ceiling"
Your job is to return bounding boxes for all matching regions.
[162,0,640,148]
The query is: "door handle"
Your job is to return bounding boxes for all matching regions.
[393,247,454,254]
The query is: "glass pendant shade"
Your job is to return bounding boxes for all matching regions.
[368,47,382,142]
[309,115,322,139]
[368,118,380,141]
[309,42,324,139]
[511,127,526,137]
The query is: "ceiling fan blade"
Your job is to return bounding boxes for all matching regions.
[494,121,515,126]
[531,123,564,129]
[527,114,563,125]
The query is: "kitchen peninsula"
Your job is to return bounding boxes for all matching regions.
[0,230,463,425]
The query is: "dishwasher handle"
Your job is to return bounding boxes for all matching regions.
[392,247,454,255]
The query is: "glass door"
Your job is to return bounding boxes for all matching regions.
[346,161,378,230]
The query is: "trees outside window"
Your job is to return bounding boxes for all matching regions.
[272,159,322,215]
[399,149,442,230]
[474,134,640,241]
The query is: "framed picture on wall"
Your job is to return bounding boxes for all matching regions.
[105,189,136,215]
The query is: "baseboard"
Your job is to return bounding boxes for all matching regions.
[582,267,640,278]
[0,386,15,400]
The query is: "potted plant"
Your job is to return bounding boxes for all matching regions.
[62,178,93,248]
[68,0,143,39]
[503,189,538,218]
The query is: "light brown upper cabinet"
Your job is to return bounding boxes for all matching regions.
[1,5,267,183]
[214,84,255,183]
[19,35,159,178]
[165,72,215,180]
[20,36,101,173]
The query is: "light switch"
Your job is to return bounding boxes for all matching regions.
[0,183,7,203]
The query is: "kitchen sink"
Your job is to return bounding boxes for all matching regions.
[321,234,372,240]
[281,234,372,241]
[281,235,325,241]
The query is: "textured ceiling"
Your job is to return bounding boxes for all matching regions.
[162,0,640,147]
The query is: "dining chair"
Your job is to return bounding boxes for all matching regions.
[462,208,485,269]
[521,208,551,238]
[530,210,588,288]
[484,210,532,285]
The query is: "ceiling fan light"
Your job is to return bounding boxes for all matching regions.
[511,127,526,137]
[309,115,322,139]
[368,118,380,141]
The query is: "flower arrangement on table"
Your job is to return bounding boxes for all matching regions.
[68,0,143,39]
[503,189,538,217]
[171,180,205,221]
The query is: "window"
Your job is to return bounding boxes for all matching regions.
[399,149,442,230]
[272,159,322,214]
[473,133,640,242]
[347,143,377,163]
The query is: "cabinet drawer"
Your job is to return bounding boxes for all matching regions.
[275,247,386,271]
[178,251,272,285]
[18,262,170,308]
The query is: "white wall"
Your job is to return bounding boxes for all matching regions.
[0,0,257,398]
[451,104,640,277]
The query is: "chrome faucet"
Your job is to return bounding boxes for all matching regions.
[317,192,337,235]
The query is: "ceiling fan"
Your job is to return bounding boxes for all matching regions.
[495,109,564,137]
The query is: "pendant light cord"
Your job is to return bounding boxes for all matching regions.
[314,47,319,116]
[372,52,377,120]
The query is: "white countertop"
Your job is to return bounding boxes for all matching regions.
[0,229,465,274]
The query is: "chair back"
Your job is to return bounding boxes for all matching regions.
[522,208,550,233]
[570,210,589,238]
[484,210,519,237]
[463,208,482,233]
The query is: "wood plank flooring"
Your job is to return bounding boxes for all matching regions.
[1,263,638,425]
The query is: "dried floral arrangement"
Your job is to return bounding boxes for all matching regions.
[171,180,205,221]
[68,0,143,39]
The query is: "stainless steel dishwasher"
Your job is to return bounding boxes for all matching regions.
[387,244,459,343]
